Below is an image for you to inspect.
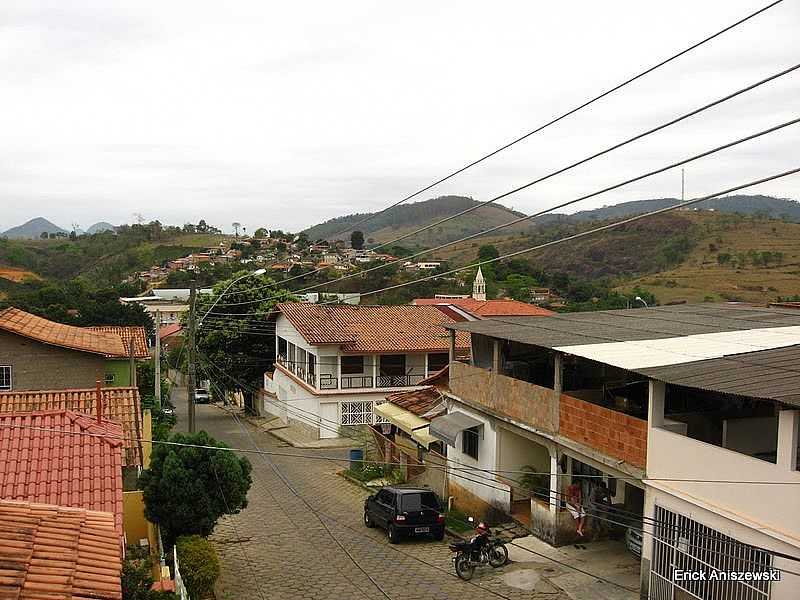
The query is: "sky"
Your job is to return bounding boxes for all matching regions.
[2,1,799,234]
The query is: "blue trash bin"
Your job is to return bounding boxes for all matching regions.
[349,448,364,471]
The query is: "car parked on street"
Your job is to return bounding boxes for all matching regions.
[194,388,210,404]
[364,486,445,544]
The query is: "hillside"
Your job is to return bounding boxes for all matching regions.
[2,217,68,239]
[302,196,533,246]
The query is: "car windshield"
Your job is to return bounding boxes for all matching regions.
[400,492,439,512]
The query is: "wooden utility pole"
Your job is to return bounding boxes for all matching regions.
[187,280,197,433]
[154,310,162,409]
[129,338,137,388]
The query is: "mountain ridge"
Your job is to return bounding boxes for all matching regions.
[2,217,68,239]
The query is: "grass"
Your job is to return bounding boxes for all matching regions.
[445,508,473,533]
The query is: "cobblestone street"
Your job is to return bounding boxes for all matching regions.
[173,388,570,600]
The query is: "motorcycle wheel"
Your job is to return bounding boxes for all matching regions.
[488,544,508,567]
[455,555,475,581]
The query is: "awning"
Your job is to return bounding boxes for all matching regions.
[429,411,483,447]
[375,402,438,449]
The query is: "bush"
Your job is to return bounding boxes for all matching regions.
[176,536,220,600]
[122,545,178,600]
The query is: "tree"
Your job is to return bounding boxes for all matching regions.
[478,244,499,262]
[253,227,268,238]
[194,271,294,409]
[232,222,241,237]
[122,544,178,600]
[138,430,252,546]
[176,536,221,600]
[350,230,365,250]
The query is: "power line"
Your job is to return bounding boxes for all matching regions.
[319,0,785,242]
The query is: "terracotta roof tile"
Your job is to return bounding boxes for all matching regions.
[0,499,122,600]
[385,387,446,419]
[86,326,149,358]
[412,298,555,317]
[158,323,182,339]
[0,308,128,357]
[0,410,124,538]
[0,388,143,467]
[277,303,470,355]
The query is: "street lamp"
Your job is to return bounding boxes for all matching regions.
[634,295,648,308]
[197,268,267,327]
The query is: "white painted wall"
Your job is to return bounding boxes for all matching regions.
[445,401,511,511]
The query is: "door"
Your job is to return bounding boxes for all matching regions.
[319,402,338,439]
[375,489,395,527]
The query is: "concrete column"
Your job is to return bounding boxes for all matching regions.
[648,380,666,428]
[777,410,799,471]
[448,330,456,364]
[372,354,378,388]
[549,447,559,513]
[492,339,500,374]
[336,354,341,390]
[553,353,563,394]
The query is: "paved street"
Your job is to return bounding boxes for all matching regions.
[171,386,571,600]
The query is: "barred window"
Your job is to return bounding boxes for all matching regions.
[341,401,374,425]
[0,366,10,391]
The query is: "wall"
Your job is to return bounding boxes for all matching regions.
[722,415,777,455]
[105,359,132,387]
[648,426,800,542]
[559,393,647,468]
[449,361,558,434]
[0,330,107,390]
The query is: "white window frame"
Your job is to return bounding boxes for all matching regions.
[0,365,11,391]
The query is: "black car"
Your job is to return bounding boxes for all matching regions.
[364,486,445,544]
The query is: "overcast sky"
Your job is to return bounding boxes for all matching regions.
[2,1,798,234]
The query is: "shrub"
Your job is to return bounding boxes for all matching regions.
[176,536,220,600]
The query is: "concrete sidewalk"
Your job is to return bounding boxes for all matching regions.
[505,536,640,600]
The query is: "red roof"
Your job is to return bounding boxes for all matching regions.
[159,323,183,339]
[0,410,124,538]
[277,303,470,355]
[412,298,554,318]
[385,387,446,419]
[0,499,122,600]
[86,325,149,358]
[0,387,143,467]
[0,307,129,357]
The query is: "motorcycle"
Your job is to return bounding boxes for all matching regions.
[449,525,509,581]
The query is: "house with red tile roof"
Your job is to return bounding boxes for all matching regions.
[0,307,137,391]
[0,499,122,600]
[85,325,150,386]
[411,267,555,319]
[0,410,125,539]
[0,386,144,468]
[264,303,469,440]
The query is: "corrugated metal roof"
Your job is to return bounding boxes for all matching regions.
[637,345,800,407]
[446,304,800,349]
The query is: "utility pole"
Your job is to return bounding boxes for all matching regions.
[129,338,137,388]
[154,310,162,409]
[187,280,197,433]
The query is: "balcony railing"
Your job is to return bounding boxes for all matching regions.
[278,355,426,390]
[341,375,374,389]
[377,374,425,388]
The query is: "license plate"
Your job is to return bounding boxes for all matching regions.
[414,527,430,533]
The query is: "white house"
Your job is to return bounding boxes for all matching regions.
[263,303,470,439]
[435,304,800,600]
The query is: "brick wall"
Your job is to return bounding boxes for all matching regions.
[559,393,647,468]
[0,330,107,391]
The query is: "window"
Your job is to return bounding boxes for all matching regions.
[341,355,364,375]
[307,354,315,375]
[380,354,406,376]
[277,336,287,357]
[377,489,394,505]
[104,372,115,385]
[400,491,440,512]
[462,426,480,460]
[0,366,11,391]
[341,401,374,425]
[427,353,449,373]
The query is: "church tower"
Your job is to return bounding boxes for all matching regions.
[473,267,486,301]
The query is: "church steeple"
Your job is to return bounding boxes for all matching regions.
[473,267,486,301]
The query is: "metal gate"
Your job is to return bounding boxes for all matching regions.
[649,505,773,600]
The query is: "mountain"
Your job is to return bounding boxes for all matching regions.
[86,222,117,234]
[303,195,532,247]
[2,217,68,239]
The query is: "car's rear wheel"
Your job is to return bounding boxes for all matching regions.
[387,524,400,544]
[364,511,374,528]
[433,527,445,541]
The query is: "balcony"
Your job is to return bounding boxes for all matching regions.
[278,354,428,391]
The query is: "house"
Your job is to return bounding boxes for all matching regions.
[0,308,130,391]
[120,288,213,325]
[0,499,122,600]
[438,303,800,599]
[86,325,150,386]
[159,323,184,350]
[0,410,125,540]
[263,303,470,439]
[412,268,554,320]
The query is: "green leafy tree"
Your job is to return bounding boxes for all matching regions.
[138,431,252,546]
[478,244,499,262]
[194,271,294,408]
[176,536,221,600]
[122,545,178,600]
[350,230,365,250]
